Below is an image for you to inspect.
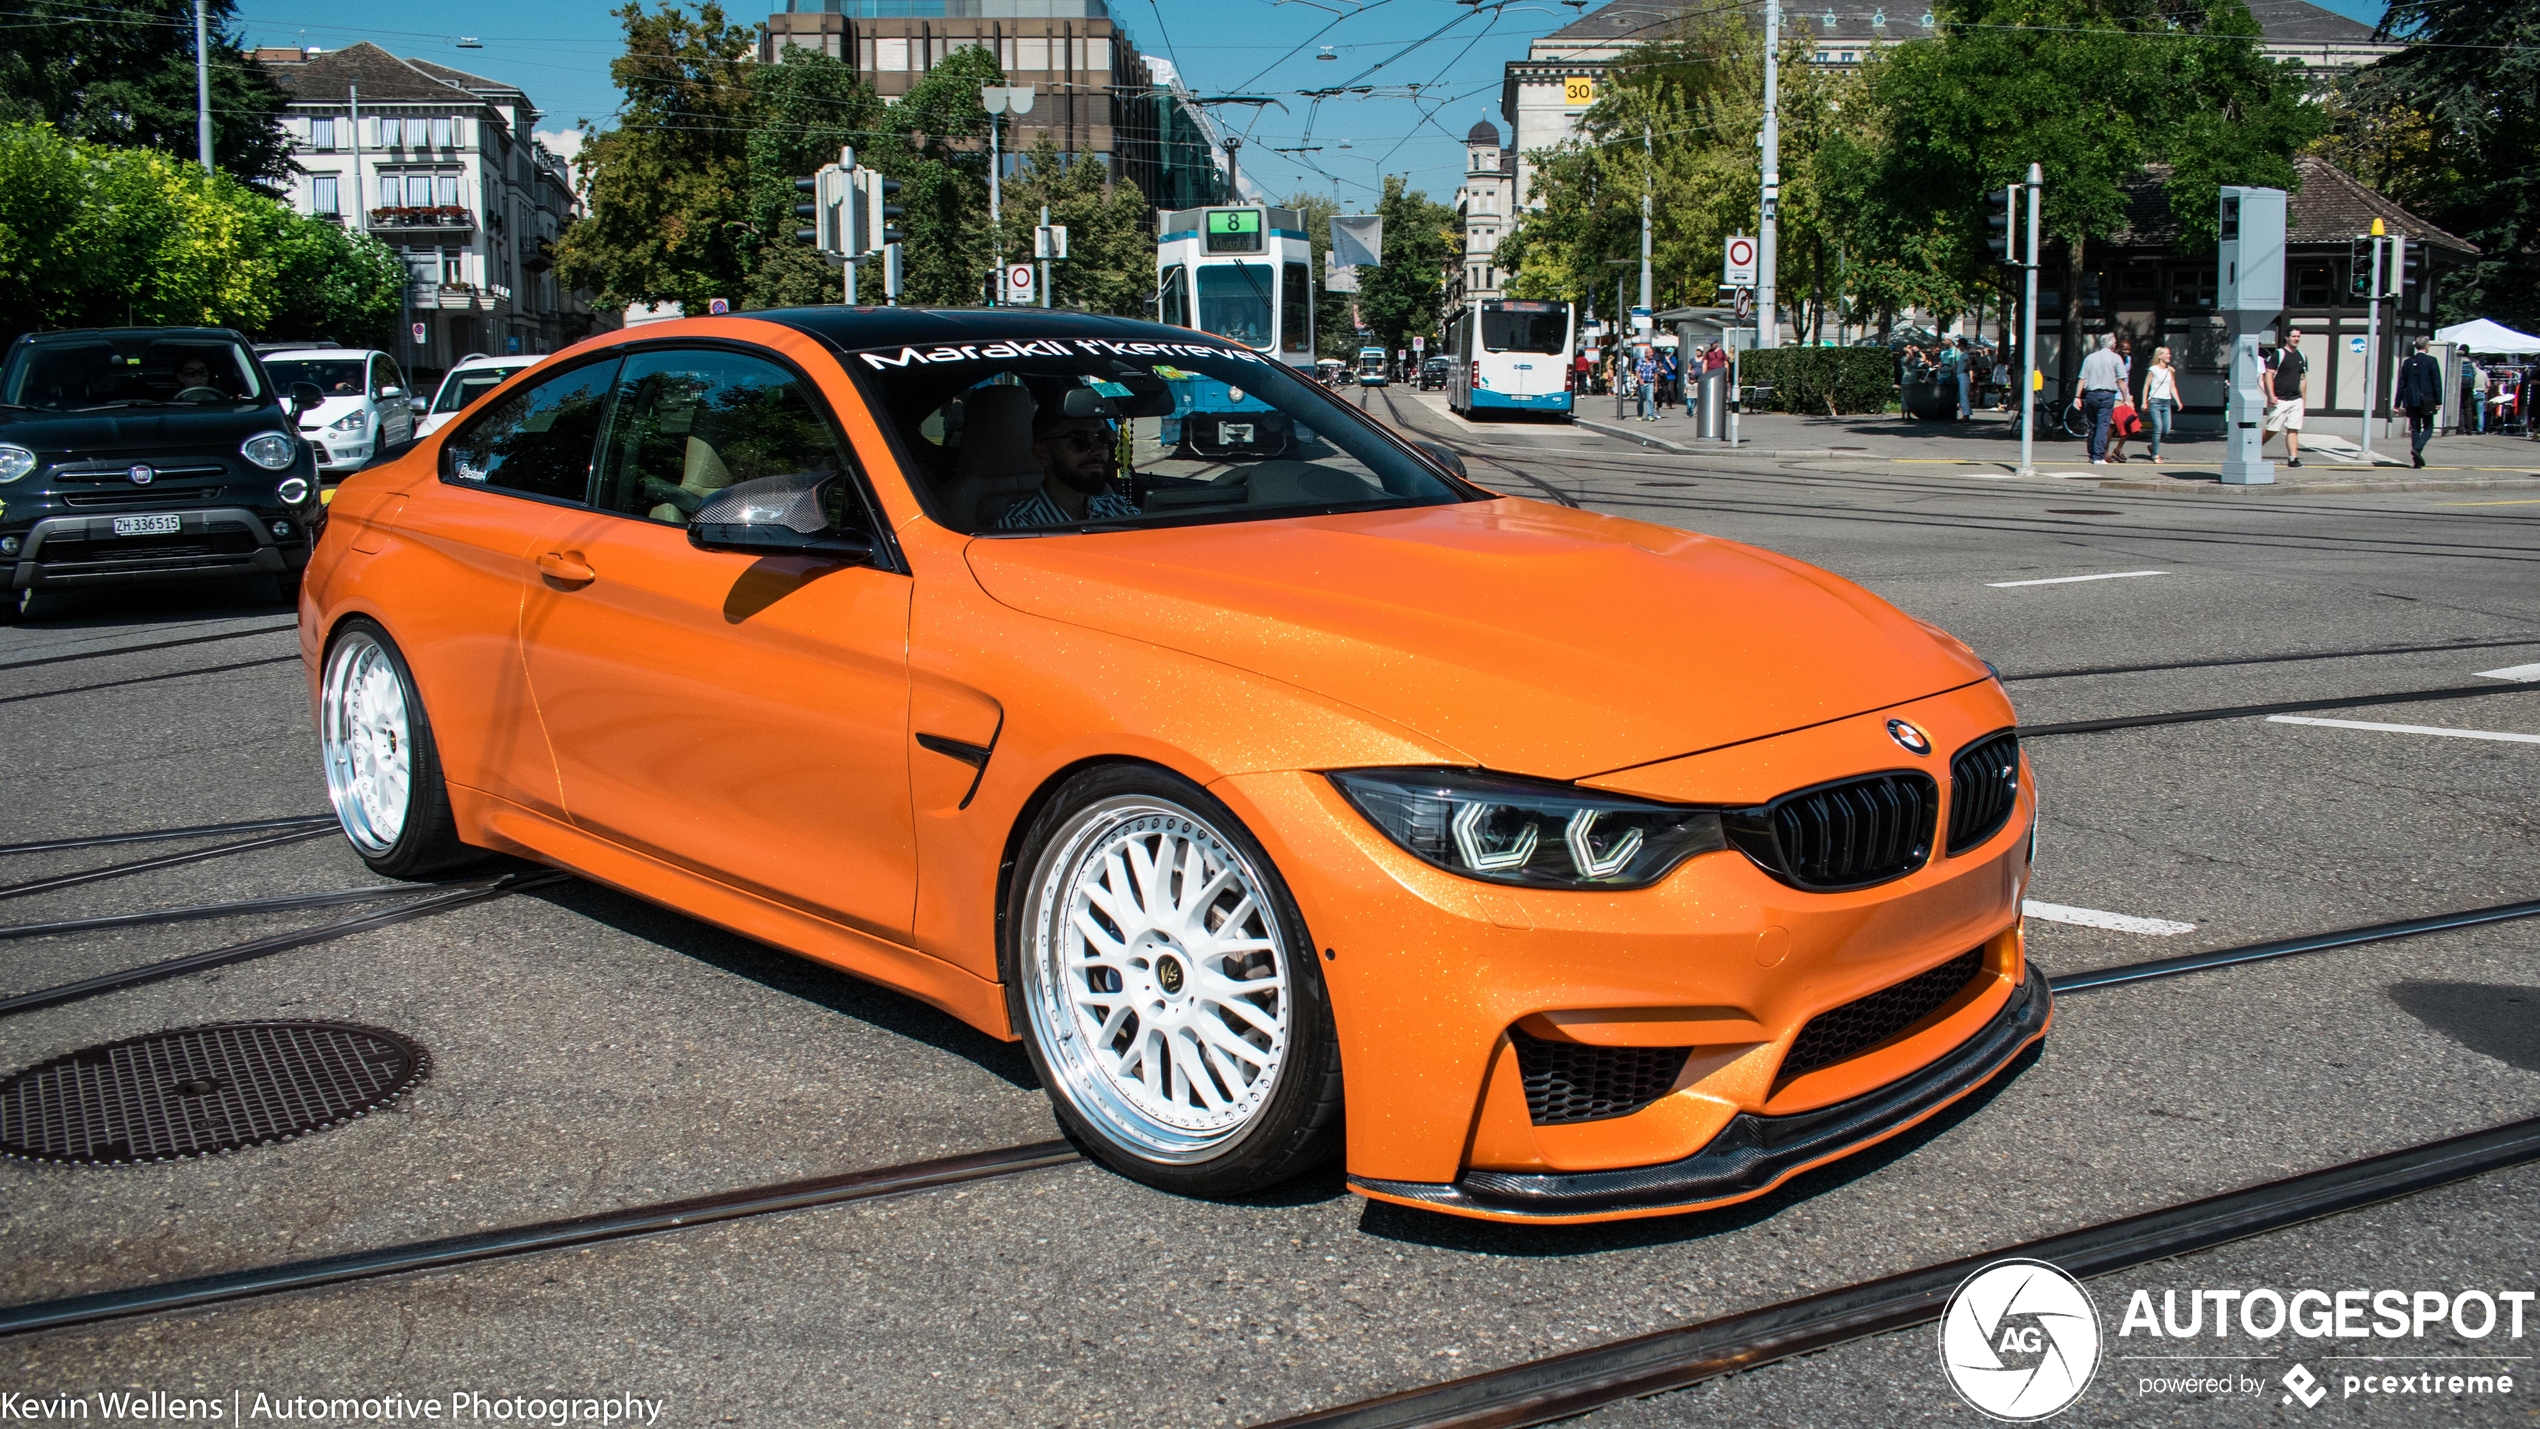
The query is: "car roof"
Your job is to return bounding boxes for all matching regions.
[262,348,382,360]
[447,354,536,371]
[746,306,1253,354]
[17,326,247,345]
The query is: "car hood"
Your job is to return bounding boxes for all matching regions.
[0,402,292,457]
[297,395,369,427]
[962,499,1989,779]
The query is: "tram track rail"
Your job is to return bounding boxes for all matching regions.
[0,869,563,1017]
[2001,634,2540,683]
[0,882,427,942]
[0,653,302,706]
[0,622,297,674]
[0,824,336,903]
[0,895,2526,1341]
[2018,679,2539,738]
[0,814,333,859]
[1255,1117,2540,1429]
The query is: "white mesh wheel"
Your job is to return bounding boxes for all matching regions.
[319,629,413,856]
[1019,796,1294,1163]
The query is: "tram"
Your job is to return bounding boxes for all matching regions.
[1443,298,1576,418]
[1154,206,1316,370]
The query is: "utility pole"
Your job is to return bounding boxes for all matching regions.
[2018,162,2041,479]
[1038,204,1051,308]
[1639,121,1653,333]
[2358,217,2386,464]
[1224,135,1243,201]
[981,86,1035,306]
[348,83,366,232]
[1757,0,1780,349]
[193,0,213,171]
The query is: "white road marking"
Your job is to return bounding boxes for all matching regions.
[1986,570,2170,588]
[2022,900,2197,935]
[2475,662,2540,682]
[2267,715,2540,745]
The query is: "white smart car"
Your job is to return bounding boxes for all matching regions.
[261,347,418,475]
[416,353,542,439]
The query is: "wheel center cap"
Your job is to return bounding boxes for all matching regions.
[1155,954,1185,996]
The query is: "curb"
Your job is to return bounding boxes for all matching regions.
[2090,473,2540,495]
[1571,417,1857,459]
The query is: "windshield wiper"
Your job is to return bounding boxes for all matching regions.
[69,400,167,411]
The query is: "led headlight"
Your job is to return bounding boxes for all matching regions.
[241,433,297,470]
[0,444,35,484]
[1328,768,1726,890]
[328,410,368,434]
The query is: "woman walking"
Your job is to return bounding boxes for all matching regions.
[2143,346,2179,465]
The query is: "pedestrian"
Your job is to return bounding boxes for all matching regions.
[2142,345,2178,465]
[2261,327,2307,468]
[1952,337,1974,420]
[1634,345,1658,420]
[1991,352,2012,411]
[2395,336,2443,469]
[1658,347,1680,412]
[2469,361,2488,433]
[2074,334,2127,464]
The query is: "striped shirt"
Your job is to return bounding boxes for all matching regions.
[993,486,1140,529]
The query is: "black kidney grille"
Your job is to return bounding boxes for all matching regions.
[1948,731,2022,854]
[1726,771,1938,891]
[1509,1029,1690,1126]
[1782,948,1985,1080]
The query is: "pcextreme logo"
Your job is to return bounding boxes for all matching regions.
[1939,1259,2103,1421]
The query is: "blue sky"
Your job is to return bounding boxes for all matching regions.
[239,0,2389,208]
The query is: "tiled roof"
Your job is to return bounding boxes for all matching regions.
[2108,156,2476,256]
[268,42,485,105]
[406,57,531,102]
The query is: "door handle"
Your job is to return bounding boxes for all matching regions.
[536,550,596,585]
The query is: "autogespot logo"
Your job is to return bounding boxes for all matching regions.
[1940,1259,2103,1420]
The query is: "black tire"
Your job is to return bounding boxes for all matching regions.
[1003,764,1344,1198]
[316,617,482,879]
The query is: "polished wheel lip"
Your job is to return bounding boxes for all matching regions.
[317,631,413,857]
[1020,795,1292,1165]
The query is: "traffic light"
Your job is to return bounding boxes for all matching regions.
[852,170,904,254]
[1984,184,2017,266]
[794,176,823,248]
[2349,236,2373,297]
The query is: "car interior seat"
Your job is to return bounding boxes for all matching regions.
[942,384,1047,527]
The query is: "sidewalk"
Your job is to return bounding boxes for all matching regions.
[1569,408,2540,494]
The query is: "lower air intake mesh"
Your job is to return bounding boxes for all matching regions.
[1509,1029,1690,1126]
[1782,948,1986,1080]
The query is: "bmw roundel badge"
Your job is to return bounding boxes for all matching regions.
[128,464,155,486]
[1887,719,1932,755]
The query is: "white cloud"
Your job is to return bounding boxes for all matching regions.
[534,128,583,164]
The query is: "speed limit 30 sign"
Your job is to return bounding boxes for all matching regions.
[1722,235,1758,287]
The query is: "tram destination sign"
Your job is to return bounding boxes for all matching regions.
[1207,210,1264,254]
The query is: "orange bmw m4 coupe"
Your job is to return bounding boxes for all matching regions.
[302,310,2043,1224]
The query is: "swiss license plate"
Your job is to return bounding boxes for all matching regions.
[1221,423,1255,444]
[111,514,182,537]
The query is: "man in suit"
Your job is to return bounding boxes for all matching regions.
[2395,336,2445,469]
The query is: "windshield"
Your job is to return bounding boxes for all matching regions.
[854,337,1467,535]
[1196,264,1274,349]
[1482,304,1568,354]
[434,364,532,414]
[0,334,267,410]
[264,359,369,397]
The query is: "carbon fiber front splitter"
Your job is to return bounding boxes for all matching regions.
[1351,971,2051,1221]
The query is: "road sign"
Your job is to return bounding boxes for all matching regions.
[1564,76,1596,107]
[1005,263,1035,304]
[708,298,730,315]
[1034,224,1068,260]
[1723,235,1758,287]
[410,322,425,345]
[1734,286,1752,321]
[1412,336,1424,352]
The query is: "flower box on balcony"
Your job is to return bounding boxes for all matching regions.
[368,205,474,228]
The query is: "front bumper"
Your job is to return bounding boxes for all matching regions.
[309,437,375,471]
[7,507,307,590]
[1470,388,1574,410]
[1352,969,2049,1222]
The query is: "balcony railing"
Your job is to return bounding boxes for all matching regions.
[368,205,475,230]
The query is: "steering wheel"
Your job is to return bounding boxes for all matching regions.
[175,386,227,402]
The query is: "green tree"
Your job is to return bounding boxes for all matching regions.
[880,44,1002,307]
[0,0,292,189]
[553,0,758,314]
[1355,175,1455,354]
[2335,0,2539,325]
[996,137,1156,314]
[1841,0,2320,387]
[1281,189,1357,359]
[743,46,887,309]
[0,121,404,343]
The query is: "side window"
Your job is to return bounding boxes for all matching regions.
[592,348,852,528]
[442,357,619,502]
[1280,262,1310,354]
[1158,264,1188,329]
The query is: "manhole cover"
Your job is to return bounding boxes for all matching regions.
[0,1021,428,1165]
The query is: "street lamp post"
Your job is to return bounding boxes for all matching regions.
[1758,0,1779,349]
[192,0,212,171]
[2018,163,2041,479]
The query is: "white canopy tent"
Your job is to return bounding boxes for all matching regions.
[2434,318,2540,355]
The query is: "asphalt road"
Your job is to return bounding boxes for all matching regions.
[1,396,2534,1427]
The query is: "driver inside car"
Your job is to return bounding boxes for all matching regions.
[172,354,224,397]
[992,406,1140,529]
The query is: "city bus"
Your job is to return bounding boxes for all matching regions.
[1444,298,1575,419]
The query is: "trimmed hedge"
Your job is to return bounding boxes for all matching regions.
[1740,346,1898,415]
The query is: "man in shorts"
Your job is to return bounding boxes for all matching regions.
[2262,328,2306,468]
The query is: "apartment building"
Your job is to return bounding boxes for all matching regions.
[258,42,610,377]
[1451,121,1516,307]
[1500,0,2396,214]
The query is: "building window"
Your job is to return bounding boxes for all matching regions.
[2292,262,2334,306]
[877,36,909,70]
[310,116,336,150]
[1020,36,1050,70]
[435,174,460,207]
[404,117,430,148]
[1840,50,1855,61]
[431,116,452,148]
[1086,37,1109,71]
[311,174,339,214]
